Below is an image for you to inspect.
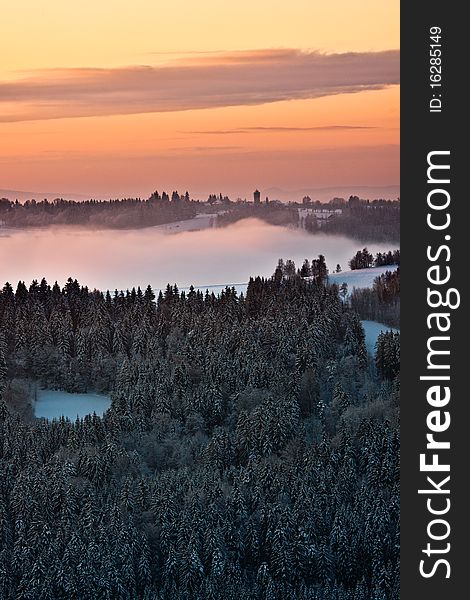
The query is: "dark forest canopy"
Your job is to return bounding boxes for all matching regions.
[0,264,399,599]
[219,196,400,243]
[349,248,400,271]
[0,191,197,229]
[305,198,400,244]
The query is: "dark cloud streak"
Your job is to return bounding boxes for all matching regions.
[183,125,377,135]
[1,49,399,123]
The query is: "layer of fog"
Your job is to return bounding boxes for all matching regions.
[1,218,396,291]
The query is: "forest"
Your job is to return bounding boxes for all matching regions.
[0,192,197,229]
[217,197,400,244]
[305,199,400,244]
[348,249,400,271]
[0,262,399,599]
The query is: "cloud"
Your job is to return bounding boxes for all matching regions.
[183,125,377,135]
[0,49,399,123]
[167,146,245,153]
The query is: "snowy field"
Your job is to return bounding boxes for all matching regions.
[34,390,111,420]
[328,265,398,294]
[151,213,217,233]
[361,320,399,354]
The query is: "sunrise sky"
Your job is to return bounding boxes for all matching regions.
[1,0,399,200]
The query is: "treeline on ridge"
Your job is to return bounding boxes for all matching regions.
[348,248,400,271]
[0,191,197,229]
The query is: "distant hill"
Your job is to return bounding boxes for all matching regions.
[263,185,400,203]
[0,189,95,202]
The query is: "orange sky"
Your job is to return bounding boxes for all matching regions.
[1,1,399,200]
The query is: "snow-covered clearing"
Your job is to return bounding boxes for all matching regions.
[34,390,111,420]
[328,265,398,294]
[361,320,399,355]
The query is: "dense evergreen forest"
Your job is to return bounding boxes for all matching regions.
[0,192,197,229]
[218,196,400,244]
[305,199,400,243]
[0,263,399,599]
